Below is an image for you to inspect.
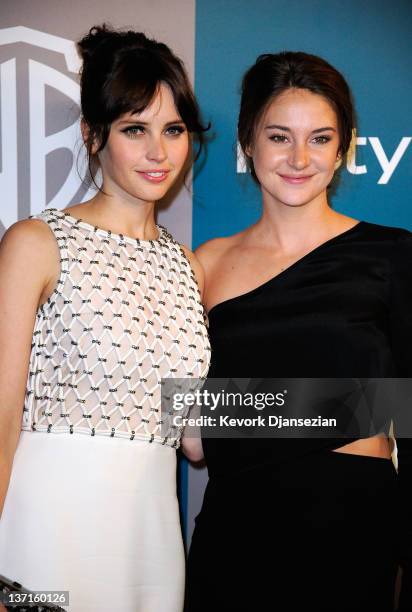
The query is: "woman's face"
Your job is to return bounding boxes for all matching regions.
[249,88,341,210]
[98,82,189,205]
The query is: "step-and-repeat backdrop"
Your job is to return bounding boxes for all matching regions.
[2,0,412,546]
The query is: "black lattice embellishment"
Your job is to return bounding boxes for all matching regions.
[23,207,211,447]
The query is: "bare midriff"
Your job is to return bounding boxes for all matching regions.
[333,434,392,459]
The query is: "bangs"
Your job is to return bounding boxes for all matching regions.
[80,32,209,168]
[104,51,168,121]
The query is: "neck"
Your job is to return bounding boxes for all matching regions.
[80,193,158,241]
[251,193,343,252]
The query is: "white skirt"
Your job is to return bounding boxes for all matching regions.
[0,431,185,612]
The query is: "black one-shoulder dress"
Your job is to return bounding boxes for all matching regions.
[185,222,412,612]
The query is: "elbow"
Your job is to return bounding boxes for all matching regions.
[181,437,204,463]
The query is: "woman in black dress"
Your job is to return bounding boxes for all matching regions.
[183,52,412,611]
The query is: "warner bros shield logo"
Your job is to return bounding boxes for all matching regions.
[0,26,96,234]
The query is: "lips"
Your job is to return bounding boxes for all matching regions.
[137,170,171,183]
[279,174,314,185]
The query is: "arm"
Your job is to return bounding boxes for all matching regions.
[179,240,228,462]
[178,246,206,462]
[180,239,230,461]
[389,233,412,610]
[0,219,58,517]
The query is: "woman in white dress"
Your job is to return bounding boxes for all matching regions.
[0,24,210,612]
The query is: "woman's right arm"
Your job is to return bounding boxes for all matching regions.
[180,239,224,463]
[0,219,58,517]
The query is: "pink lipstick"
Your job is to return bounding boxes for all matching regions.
[137,170,170,183]
[279,174,313,185]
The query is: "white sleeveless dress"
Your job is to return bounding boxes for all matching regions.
[0,208,210,612]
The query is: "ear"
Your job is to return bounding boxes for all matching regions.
[245,144,253,157]
[334,150,342,170]
[81,119,99,155]
[80,118,89,144]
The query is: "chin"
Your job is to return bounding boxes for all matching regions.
[127,184,172,201]
[277,194,317,208]
[283,201,314,208]
[136,177,176,195]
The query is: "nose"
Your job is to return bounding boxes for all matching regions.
[288,143,310,170]
[146,136,167,163]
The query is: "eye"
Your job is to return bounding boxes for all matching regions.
[121,125,145,138]
[165,125,186,136]
[312,135,332,144]
[269,134,288,143]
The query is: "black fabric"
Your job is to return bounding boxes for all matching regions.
[186,221,412,611]
[186,450,400,612]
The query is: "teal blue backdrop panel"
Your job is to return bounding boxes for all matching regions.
[193,0,412,248]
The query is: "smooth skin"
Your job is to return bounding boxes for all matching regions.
[182,88,392,462]
[0,83,205,526]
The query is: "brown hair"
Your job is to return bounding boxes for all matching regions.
[238,51,355,182]
[77,24,208,186]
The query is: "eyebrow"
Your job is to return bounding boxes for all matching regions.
[264,124,337,133]
[117,118,185,126]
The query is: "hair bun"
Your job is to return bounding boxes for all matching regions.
[77,24,152,63]
[77,24,111,61]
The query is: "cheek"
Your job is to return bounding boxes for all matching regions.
[99,142,124,171]
[254,152,284,182]
[172,138,190,165]
[252,142,276,169]
[313,149,339,172]
[180,135,190,157]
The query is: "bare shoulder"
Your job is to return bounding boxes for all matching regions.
[1,217,55,255]
[195,232,245,273]
[0,218,59,286]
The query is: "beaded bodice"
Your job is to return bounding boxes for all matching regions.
[22,208,210,447]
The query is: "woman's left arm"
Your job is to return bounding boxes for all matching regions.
[389,232,412,610]
[178,246,206,463]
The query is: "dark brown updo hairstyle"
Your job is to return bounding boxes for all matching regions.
[238,51,355,182]
[77,24,208,184]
